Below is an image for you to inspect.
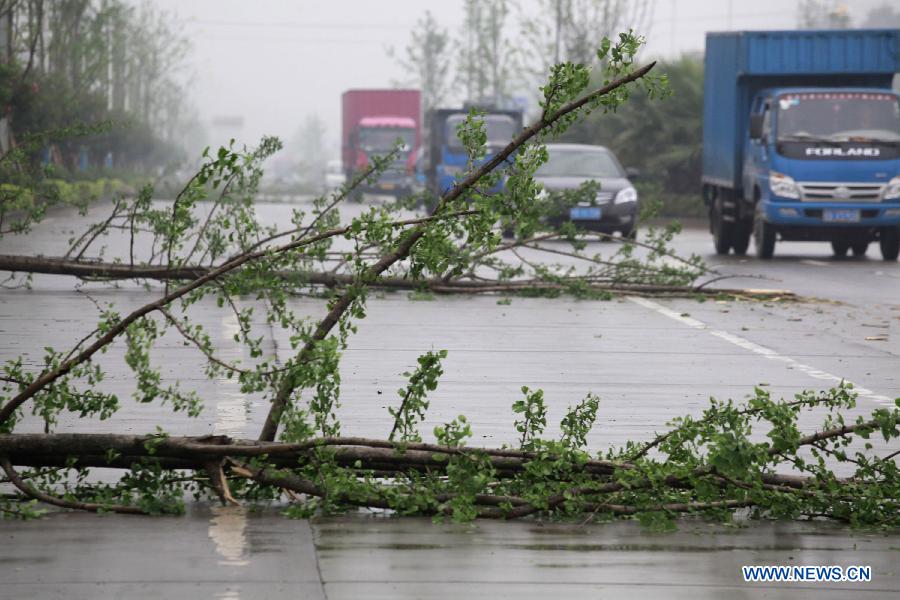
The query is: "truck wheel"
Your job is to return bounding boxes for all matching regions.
[754,211,776,259]
[711,204,734,255]
[831,241,849,257]
[731,221,752,256]
[880,227,900,261]
[851,241,868,257]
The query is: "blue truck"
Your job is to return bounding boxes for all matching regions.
[702,29,900,260]
[423,106,523,198]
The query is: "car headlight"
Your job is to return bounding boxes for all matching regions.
[614,186,638,205]
[883,176,900,200]
[769,171,800,199]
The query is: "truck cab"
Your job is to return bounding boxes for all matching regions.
[341,89,421,200]
[425,108,523,197]
[351,116,417,196]
[744,88,900,258]
[701,29,900,261]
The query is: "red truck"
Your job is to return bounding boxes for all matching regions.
[341,89,421,198]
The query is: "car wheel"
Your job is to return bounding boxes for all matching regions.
[754,209,776,259]
[621,226,637,241]
[850,241,868,257]
[880,227,900,261]
[831,240,849,257]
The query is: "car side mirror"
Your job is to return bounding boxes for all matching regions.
[749,114,764,140]
[625,167,640,181]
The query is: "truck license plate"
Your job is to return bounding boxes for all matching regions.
[570,207,601,220]
[823,209,860,223]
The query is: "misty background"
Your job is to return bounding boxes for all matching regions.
[160,0,895,152]
[2,0,897,213]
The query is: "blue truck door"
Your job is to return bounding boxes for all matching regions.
[756,99,773,199]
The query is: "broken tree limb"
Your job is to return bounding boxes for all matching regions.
[0,456,148,514]
[0,253,793,299]
[0,429,871,489]
[0,210,479,430]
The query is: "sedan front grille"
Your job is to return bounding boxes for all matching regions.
[799,182,884,202]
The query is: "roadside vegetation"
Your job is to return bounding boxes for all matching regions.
[0,0,196,234]
[1,32,896,529]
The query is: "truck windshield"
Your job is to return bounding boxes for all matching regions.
[777,93,900,142]
[446,114,517,151]
[360,127,415,152]
[535,149,623,178]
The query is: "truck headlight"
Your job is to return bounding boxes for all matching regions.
[614,186,638,205]
[769,171,800,199]
[883,176,900,200]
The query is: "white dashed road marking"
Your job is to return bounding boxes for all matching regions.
[800,259,831,267]
[628,296,895,407]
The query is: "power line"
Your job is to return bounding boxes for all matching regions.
[187,32,394,45]
[180,17,413,31]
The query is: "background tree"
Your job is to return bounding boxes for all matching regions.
[520,0,652,91]
[796,0,852,29]
[860,3,900,28]
[456,0,518,105]
[290,113,327,182]
[0,0,194,174]
[564,55,703,212]
[392,10,452,115]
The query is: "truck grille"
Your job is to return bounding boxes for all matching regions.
[799,182,884,202]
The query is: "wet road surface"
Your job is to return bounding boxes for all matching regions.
[1,198,898,598]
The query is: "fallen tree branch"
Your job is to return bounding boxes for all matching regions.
[0,254,795,300]
[0,456,148,515]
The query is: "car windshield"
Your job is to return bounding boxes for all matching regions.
[446,114,517,151]
[535,149,623,178]
[360,127,415,152]
[777,93,900,142]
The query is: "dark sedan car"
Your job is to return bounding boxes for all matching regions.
[535,143,639,238]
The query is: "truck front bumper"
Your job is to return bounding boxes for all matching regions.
[761,199,900,241]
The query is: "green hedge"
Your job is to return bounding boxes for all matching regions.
[0,178,135,212]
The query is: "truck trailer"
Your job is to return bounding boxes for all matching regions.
[341,89,421,199]
[702,29,900,260]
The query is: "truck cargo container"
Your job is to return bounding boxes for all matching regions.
[341,89,421,198]
[702,29,900,260]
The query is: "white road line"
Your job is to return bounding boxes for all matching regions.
[628,296,895,407]
[800,259,830,267]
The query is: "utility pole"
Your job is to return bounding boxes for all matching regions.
[0,4,10,60]
[0,4,12,155]
[670,0,676,57]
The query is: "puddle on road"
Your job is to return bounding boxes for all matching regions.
[209,505,250,567]
[214,312,253,437]
[214,390,249,437]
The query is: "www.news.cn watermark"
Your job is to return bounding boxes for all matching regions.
[742,565,872,583]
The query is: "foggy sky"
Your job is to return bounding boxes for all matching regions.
[152,0,890,157]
